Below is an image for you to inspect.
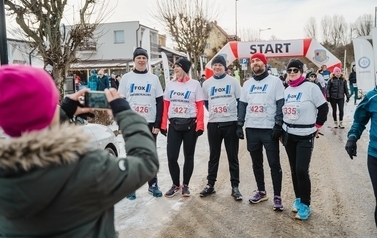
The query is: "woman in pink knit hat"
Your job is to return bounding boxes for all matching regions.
[0,64,159,237]
[326,67,350,129]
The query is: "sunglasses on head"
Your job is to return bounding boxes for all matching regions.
[287,68,299,74]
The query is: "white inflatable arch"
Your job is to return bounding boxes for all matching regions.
[205,39,341,78]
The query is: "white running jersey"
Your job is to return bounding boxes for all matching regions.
[164,79,204,118]
[119,71,163,123]
[282,82,326,136]
[240,75,284,128]
[202,75,241,122]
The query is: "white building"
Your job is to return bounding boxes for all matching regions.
[6,38,43,67]
[72,21,161,74]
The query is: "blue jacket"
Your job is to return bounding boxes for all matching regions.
[348,87,377,157]
[97,76,109,91]
[88,74,98,91]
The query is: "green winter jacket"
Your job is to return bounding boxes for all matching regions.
[0,110,159,238]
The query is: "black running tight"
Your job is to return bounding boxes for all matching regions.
[167,124,198,186]
[367,155,377,227]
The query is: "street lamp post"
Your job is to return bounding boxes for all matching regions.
[259,28,271,40]
[0,0,8,65]
[235,0,238,41]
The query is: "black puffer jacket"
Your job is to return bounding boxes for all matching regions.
[326,75,350,99]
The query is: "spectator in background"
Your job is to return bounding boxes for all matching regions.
[75,75,81,91]
[308,72,325,97]
[348,64,358,105]
[159,69,166,91]
[109,73,119,89]
[320,65,331,87]
[88,69,97,91]
[97,69,109,91]
[316,69,326,91]
[198,74,206,87]
[326,67,350,129]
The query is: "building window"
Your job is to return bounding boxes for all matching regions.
[114,30,124,44]
[205,43,210,49]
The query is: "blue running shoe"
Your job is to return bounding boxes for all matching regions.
[148,184,163,197]
[291,198,301,213]
[295,204,311,220]
[127,192,136,200]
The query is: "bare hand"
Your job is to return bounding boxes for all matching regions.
[104,88,122,102]
[152,127,160,134]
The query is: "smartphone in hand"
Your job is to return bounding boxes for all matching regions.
[84,91,110,109]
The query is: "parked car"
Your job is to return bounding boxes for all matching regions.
[0,122,119,157]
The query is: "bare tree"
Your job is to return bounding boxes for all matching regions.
[155,0,217,79]
[320,15,332,45]
[352,14,373,37]
[304,17,317,40]
[330,15,348,47]
[5,0,108,100]
[239,28,259,41]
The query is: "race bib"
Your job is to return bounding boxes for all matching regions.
[248,103,266,118]
[132,103,151,115]
[171,103,190,117]
[283,104,300,120]
[353,83,358,87]
[211,104,229,117]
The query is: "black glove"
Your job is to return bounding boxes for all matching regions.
[236,126,244,139]
[160,129,167,137]
[61,97,79,119]
[345,137,357,159]
[271,124,283,140]
[196,130,203,137]
[346,97,350,103]
[109,98,130,117]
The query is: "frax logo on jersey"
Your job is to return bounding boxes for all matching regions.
[210,85,231,96]
[285,93,303,102]
[130,83,152,93]
[249,84,268,93]
[169,90,191,99]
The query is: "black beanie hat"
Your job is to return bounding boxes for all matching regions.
[211,55,227,68]
[175,58,192,74]
[133,47,148,60]
[287,59,304,72]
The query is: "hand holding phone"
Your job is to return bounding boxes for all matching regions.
[84,91,110,109]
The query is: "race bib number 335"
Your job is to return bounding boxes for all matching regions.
[283,104,300,120]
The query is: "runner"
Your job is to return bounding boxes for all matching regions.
[282,59,328,220]
[119,47,164,198]
[238,52,285,211]
[160,57,204,198]
[199,55,243,201]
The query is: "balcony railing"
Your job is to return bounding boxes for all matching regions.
[77,42,97,52]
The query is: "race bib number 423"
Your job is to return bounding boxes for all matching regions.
[248,103,266,117]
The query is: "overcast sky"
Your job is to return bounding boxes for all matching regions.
[6,0,377,44]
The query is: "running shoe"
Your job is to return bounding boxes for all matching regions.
[148,183,162,197]
[165,184,180,198]
[199,184,215,197]
[231,187,243,201]
[249,190,268,204]
[292,198,301,213]
[182,184,191,197]
[295,204,311,220]
[273,195,284,211]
